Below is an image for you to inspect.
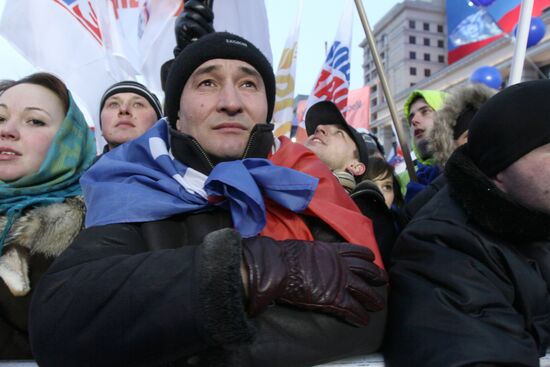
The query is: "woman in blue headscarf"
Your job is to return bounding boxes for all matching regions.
[0,72,96,359]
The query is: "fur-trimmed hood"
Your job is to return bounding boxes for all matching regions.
[430,84,495,167]
[445,145,550,242]
[0,197,85,296]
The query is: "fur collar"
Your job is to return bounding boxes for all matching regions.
[1,196,85,256]
[0,197,85,296]
[445,146,550,242]
[430,84,495,166]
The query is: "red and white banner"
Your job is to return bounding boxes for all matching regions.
[0,0,272,150]
[0,0,137,149]
[345,86,370,131]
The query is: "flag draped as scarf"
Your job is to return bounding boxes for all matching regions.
[82,120,318,238]
[82,120,383,267]
[267,136,382,267]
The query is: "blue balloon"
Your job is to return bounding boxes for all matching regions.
[470,66,502,89]
[470,0,495,7]
[514,17,547,48]
[527,17,546,47]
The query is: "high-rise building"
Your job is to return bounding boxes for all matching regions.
[363,0,550,158]
[361,0,446,149]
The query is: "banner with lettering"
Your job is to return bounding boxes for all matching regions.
[345,86,370,131]
[272,0,303,137]
[295,0,353,143]
[0,0,137,149]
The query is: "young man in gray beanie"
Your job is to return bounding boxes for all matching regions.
[30,30,387,367]
[385,79,550,366]
[99,80,162,152]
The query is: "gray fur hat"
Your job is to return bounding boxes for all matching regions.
[429,83,495,166]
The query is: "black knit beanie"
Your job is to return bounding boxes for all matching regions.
[164,32,275,127]
[100,80,162,122]
[468,79,550,177]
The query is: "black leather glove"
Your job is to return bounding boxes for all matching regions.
[242,236,387,327]
[173,0,214,57]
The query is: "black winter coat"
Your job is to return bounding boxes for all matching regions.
[29,126,387,367]
[384,145,550,366]
[0,197,85,359]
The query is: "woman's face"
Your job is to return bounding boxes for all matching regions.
[373,174,395,209]
[0,83,65,182]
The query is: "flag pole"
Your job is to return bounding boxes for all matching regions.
[353,0,417,182]
[508,0,534,86]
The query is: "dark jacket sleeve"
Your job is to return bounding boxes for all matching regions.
[29,225,252,367]
[384,218,541,367]
[217,291,387,367]
[350,180,398,266]
[203,216,388,367]
[397,173,447,230]
[30,220,387,367]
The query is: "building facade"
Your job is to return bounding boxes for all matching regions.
[362,0,447,150]
[362,0,550,156]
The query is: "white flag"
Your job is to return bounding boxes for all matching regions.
[104,0,181,97]
[272,0,303,137]
[0,0,273,139]
[212,0,272,63]
[0,0,137,150]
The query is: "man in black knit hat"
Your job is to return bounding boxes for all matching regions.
[30,29,388,367]
[99,80,162,152]
[385,79,550,366]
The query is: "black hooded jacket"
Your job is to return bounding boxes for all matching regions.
[29,125,386,367]
[384,145,550,366]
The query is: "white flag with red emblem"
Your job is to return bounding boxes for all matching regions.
[0,0,137,149]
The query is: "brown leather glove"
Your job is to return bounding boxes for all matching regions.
[242,237,387,327]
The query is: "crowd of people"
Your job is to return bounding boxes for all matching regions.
[0,2,549,367]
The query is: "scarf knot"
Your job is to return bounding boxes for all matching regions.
[82,120,318,237]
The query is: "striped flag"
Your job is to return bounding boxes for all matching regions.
[295,0,354,143]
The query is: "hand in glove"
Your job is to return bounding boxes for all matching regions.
[242,237,387,327]
[173,0,214,57]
